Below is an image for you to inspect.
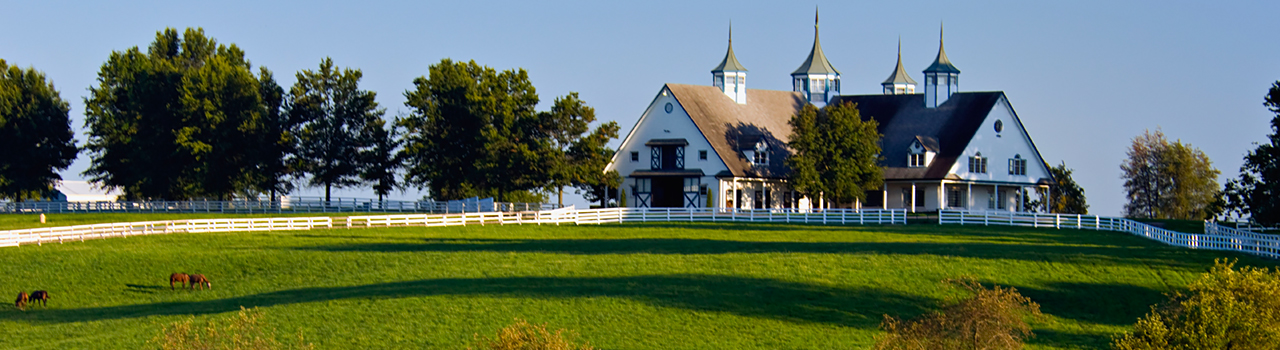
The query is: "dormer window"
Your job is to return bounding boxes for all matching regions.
[753,140,769,166]
[907,138,935,168]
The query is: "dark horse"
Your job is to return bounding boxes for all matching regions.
[189,274,211,290]
[170,273,189,290]
[28,290,48,307]
[15,291,28,310]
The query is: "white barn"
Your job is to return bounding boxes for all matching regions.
[605,20,1053,212]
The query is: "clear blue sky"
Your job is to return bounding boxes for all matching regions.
[2,0,1276,215]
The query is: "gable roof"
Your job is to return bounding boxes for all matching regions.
[666,84,805,178]
[831,92,1002,179]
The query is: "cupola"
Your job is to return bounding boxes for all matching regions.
[882,39,917,94]
[923,25,960,108]
[711,24,748,104]
[791,9,840,106]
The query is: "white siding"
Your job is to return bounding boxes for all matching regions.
[948,95,1051,184]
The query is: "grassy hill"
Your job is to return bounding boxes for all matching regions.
[1,221,1271,349]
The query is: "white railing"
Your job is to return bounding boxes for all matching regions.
[0,198,558,214]
[0,217,332,248]
[345,207,908,228]
[939,209,1280,259]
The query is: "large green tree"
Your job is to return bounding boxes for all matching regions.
[1046,162,1089,214]
[400,59,563,202]
[84,28,279,200]
[0,60,78,201]
[360,117,404,202]
[537,93,621,206]
[786,102,884,207]
[288,58,385,202]
[1121,129,1220,219]
[1224,82,1280,226]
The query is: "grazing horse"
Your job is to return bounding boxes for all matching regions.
[28,291,48,307]
[15,292,28,310]
[170,273,190,290]
[189,274,211,290]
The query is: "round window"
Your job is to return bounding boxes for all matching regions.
[994,120,1004,133]
[664,103,674,113]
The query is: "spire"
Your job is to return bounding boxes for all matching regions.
[792,7,839,75]
[883,37,918,85]
[924,23,960,74]
[711,22,747,72]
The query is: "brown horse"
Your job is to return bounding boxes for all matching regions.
[189,274,211,290]
[170,273,190,290]
[28,291,48,307]
[15,291,28,310]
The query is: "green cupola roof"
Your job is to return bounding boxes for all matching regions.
[883,39,918,85]
[792,9,840,76]
[712,24,748,72]
[923,25,960,74]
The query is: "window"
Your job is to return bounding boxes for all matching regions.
[968,153,988,174]
[909,153,926,167]
[630,151,639,162]
[916,188,926,207]
[753,141,769,166]
[699,150,708,160]
[635,178,650,193]
[683,177,700,193]
[948,188,962,208]
[1008,155,1027,176]
[988,189,996,209]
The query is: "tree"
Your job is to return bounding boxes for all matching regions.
[874,278,1042,350]
[360,117,403,202]
[1224,82,1280,226]
[0,60,78,201]
[537,93,621,206]
[254,67,300,201]
[1121,129,1220,219]
[83,28,278,200]
[1042,162,1089,214]
[288,58,385,202]
[1112,260,1280,350]
[401,59,609,202]
[786,101,884,207]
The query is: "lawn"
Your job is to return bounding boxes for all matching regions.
[0,220,1271,349]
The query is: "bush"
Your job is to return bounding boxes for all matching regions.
[151,307,313,350]
[874,278,1042,350]
[1112,259,1280,350]
[470,319,595,350]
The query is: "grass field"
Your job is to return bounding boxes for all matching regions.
[1,219,1272,349]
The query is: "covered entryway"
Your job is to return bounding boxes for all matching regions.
[650,177,685,208]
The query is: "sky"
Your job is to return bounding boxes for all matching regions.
[1,0,1276,215]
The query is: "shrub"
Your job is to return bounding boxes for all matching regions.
[1112,259,1280,350]
[470,319,595,350]
[874,278,1042,350]
[151,307,313,350]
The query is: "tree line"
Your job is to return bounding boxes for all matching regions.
[1121,82,1280,226]
[0,28,618,203]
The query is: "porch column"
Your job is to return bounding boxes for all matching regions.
[967,183,973,209]
[882,187,889,210]
[940,182,947,210]
[910,182,917,213]
[993,184,1000,211]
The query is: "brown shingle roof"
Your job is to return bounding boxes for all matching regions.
[666,84,805,178]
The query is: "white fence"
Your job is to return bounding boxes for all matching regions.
[344,207,908,228]
[0,217,332,248]
[1,207,905,248]
[0,198,557,214]
[939,210,1280,259]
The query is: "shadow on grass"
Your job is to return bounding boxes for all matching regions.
[1029,328,1121,350]
[1014,282,1163,327]
[124,284,168,294]
[298,237,1210,269]
[3,274,929,329]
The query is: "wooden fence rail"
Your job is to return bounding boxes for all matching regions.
[939,209,1280,259]
[1,207,904,247]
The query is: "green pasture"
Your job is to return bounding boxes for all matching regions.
[0,213,350,231]
[0,220,1271,349]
